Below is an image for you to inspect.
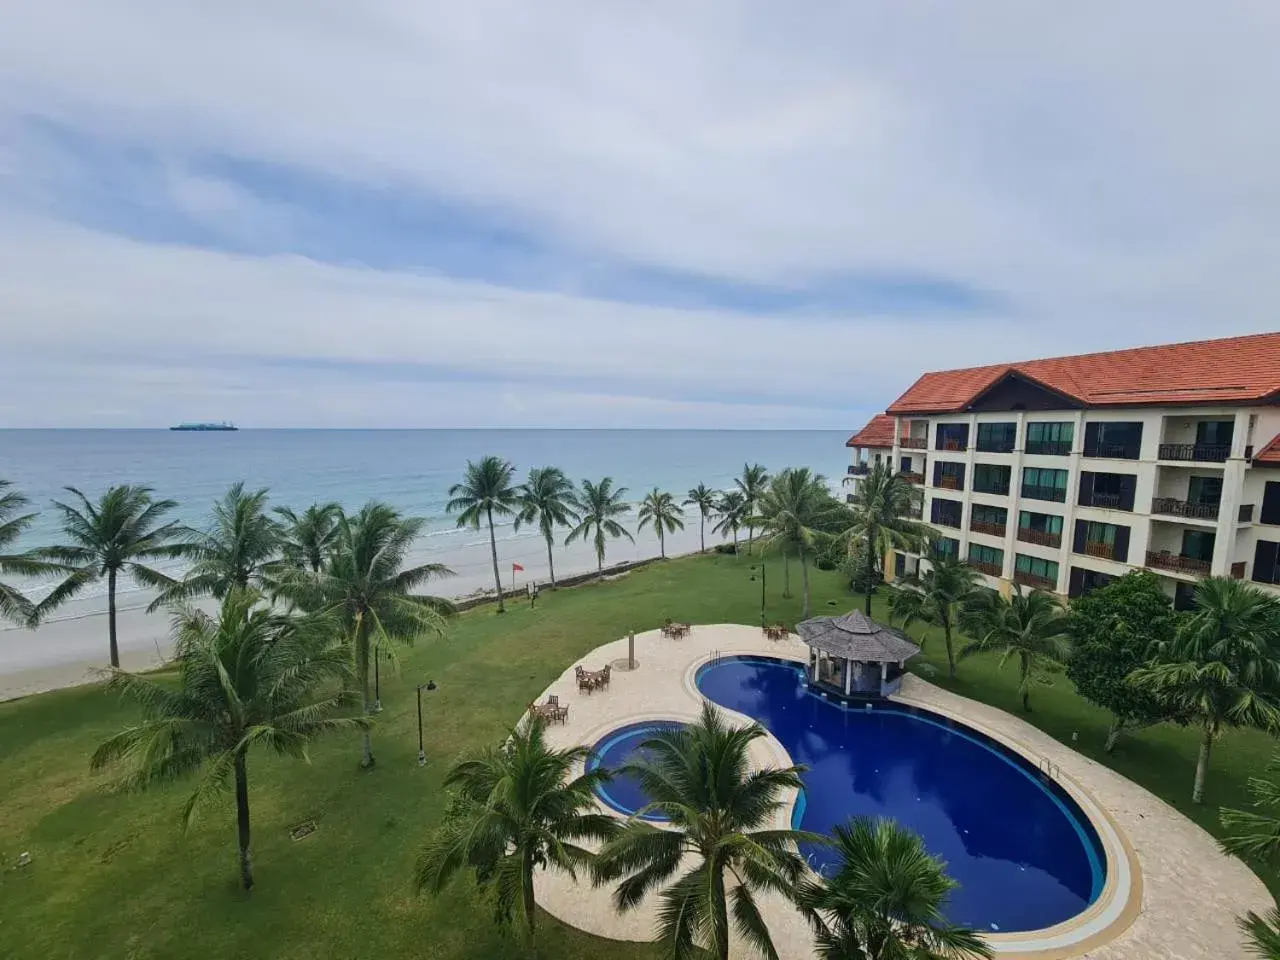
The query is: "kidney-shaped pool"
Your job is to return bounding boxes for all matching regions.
[681,654,1106,934]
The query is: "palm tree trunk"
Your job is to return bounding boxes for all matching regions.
[943,614,956,680]
[800,549,811,618]
[1020,657,1031,711]
[597,531,604,578]
[1104,716,1124,753]
[783,552,792,598]
[712,868,730,960]
[700,514,706,553]
[486,505,505,613]
[234,752,253,890]
[1193,724,1214,803]
[356,616,375,769]
[863,533,875,616]
[522,851,537,936]
[659,526,666,559]
[544,532,557,587]
[107,567,119,668]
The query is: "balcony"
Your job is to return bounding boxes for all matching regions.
[970,519,1007,538]
[902,472,925,485]
[1158,442,1231,463]
[970,559,1003,577]
[938,439,969,452]
[1080,491,1124,510]
[1017,527,1062,549]
[1025,439,1072,456]
[933,513,963,530]
[1146,550,1211,577]
[1151,497,1220,521]
[936,474,964,491]
[1240,504,1256,523]
[973,479,1010,496]
[1014,570,1057,590]
[1231,561,1247,580]
[847,463,869,476]
[900,437,927,450]
[1022,484,1066,503]
[1080,540,1117,561]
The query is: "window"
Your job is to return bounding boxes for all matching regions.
[972,504,1008,526]
[1022,467,1068,502]
[968,543,1004,568]
[1187,475,1223,507]
[935,423,970,451]
[932,461,966,491]
[976,422,1017,453]
[1073,520,1130,562]
[931,536,960,560]
[1068,567,1114,599]
[1181,530,1215,562]
[1084,421,1142,459]
[1015,554,1059,582]
[900,456,912,473]
[930,498,963,528]
[1263,482,1280,525]
[973,463,1011,495]
[1025,421,1074,455]
[894,552,907,577]
[1255,541,1280,585]
[1019,511,1063,535]
[1078,471,1137,511]
[1195,420,1234,447]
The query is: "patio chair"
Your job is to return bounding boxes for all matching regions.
[554,704,569,724]
[547,694,560,707]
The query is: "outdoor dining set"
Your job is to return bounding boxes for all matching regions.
[528,694,570,724]
[762,623,790,641]
[661,619,693,639]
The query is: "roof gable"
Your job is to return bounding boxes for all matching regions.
[846,414,896,448]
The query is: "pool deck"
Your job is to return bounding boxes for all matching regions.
[532,623,1273,959]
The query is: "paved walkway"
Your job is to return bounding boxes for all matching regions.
[531,624,1272,959]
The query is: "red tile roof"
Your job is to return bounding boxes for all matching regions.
[846,414,895,448]
[886,332,1280,415]
[1256,433,1280,465]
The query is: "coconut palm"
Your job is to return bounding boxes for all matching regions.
[683,483,718,554]
[34,485,190,668]
[513,467,579,587]
[797,817,993,960]
[448,456,519,613]
[836,461,929,616]
[711,490,747,551]
[593,702,816,960]
[90,588,365,890]
[735,463,770,553]
[274,502,341,573]
[414,718,619,937]
[1,479,60,625]
[1130,577,1280,803]
[749,467,834,618]
[637,488,684,560]
[280,503,455,768]
[960,585,1071,712]
[148,483,281,611]
[889,558,982,679]
[1222,760,1280,958]
[565,477,633,577]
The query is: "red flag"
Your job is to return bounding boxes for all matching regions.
[512,562,525,572]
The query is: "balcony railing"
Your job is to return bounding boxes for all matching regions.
[1014,570,1057,590]
[970,520,1007,538]
[1231,561,1247,580]
[900,437,927,450]
[936,474,964,491]
[1017,527,1062,549]
[902,472,925,485]
[969,559,1003,577]
[847,463,869,476]
[933,513,963,530]
[1240,504,1256,523]
[1022,484,1066,503]
[937,439,969,452]
[1081,491,1124,510]
[976,440,1016,454]
[1086,443,1140,460]
[1158,442,1231,463]
[973,479,1010,496]
[1025,439,1072,456]
[1151,497,1220,521]
[902,504,923,520]
[1081,540,1117,560]
[1146,551,1211,576]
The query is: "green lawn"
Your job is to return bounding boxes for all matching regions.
[0,553,1274,960]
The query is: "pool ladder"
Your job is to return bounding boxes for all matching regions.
[709,649,722,665]
[1038,757,1060,781]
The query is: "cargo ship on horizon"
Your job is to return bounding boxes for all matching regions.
[169,422,239,431]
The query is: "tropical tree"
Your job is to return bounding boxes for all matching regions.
[735,463,770,553]
[448,457,519,613]
[564,477,633,577]
[90,588,365,890]
[513,467,579,588]
[274,502,342,573]
[414,718,619,937]
[1,479,60,624]
[593,702,816,960]
[1222,756,1280,958]
[637,488,684,560]
[1130,577,1280,803]
[888,558,982,679]
[280,503,454,768]
[34,485,190,668]
[148,483,281,610]
[711,490,747,551]
[750,468,837,618]
[796,817,993,960]
[683,483,717,554]
[836,461,929,615]
[1066,571,1183,752]
[960,585,1071,711]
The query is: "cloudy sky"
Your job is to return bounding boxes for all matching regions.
[1,2,1278,429]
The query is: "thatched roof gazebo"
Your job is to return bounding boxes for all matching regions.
[796,609,920,698]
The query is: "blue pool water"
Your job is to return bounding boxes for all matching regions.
[690,656,1105,933]
[588,721,688,821]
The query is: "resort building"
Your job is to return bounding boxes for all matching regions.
[847,331,1280,608]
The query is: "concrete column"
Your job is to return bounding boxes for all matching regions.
[880,661,888,696]
[844,658,853,695]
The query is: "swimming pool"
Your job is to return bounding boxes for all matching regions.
[692,655,1105,934]
[587,720,688,822]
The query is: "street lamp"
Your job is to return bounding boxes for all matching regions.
[749,562,766,628]
[416,680,437,766]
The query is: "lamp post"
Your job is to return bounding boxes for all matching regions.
[416,680,437,766]
[750,562,766,628]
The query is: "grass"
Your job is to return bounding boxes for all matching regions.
[0,552,1274,960]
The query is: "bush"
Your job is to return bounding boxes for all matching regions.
[713,542,739,555]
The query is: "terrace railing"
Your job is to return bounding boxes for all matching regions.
[900,437,927,450]
[1081,541,1117,561]
[1017,527,1062,549]
[1158,442,1231,463]
[1025,439,1072,456]
[969,559,1003,577]
[1151,497,1220,521]
[1022,484,1067,503]
[1146,551,1211,576]
[970,519,1007,538]
[1013,570,1057,591]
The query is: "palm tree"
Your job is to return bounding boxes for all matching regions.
[735,463,770,553]
[90,588,365,890]
[281,503,454,768]
[889,558,982,679]
[565,477,633,577]
[711,490,747,551]
[148,483,281,610]
[415,718,619,937]
[1,479,60,624]
[448,457,519,613]
[1222,758,1280,958]
[749,467,833,618]
[797,817,993,960]
[1130,577,1280,803]
[34,485,190,668]
[837,461,929,615]
[593,702,816,960]
[513,467,579,588]
[960,586,1071,712]
[637,488,684,560]
[683,483,718,554]
[274,502,341,573]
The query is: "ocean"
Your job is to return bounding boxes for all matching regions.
[0,429,848,675]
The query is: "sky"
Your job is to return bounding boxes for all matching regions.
[1,2,1279,429]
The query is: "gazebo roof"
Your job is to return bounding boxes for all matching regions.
[795,609,921,663]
